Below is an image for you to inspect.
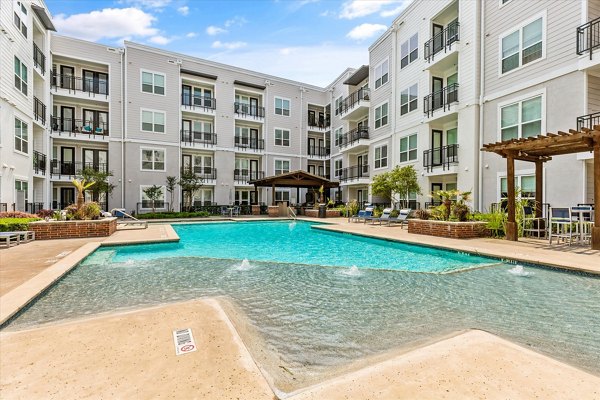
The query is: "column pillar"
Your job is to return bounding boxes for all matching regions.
[535,160,544,218]
[592,142,600,250]
[506,152,517,241]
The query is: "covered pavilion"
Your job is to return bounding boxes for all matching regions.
[249,170,340,206]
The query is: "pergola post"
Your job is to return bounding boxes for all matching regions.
[271,183,275,206]
[593,142,600,250]
[506,152,517,241]
[535,160,544,218]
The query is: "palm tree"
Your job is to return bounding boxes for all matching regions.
[72,178,95,209]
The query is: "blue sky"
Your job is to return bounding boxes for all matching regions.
[45,0,410,86]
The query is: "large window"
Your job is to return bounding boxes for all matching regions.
[374,103,388,129]
[235,190,251,205]
[500,95,542,140]
[275,159,290,175]
[194,189,213,205]
[141,149,165,171]
[399,134,417,162]
[400,84,418,115]
[141,109,165,133]
[400,33,418,68]
[374,145,388,169]
[501,17,543,74]
[374,59,389,89]
[334,159,342,177]
[14,118,28,154]
[335,96,343,115]
[15,180,28,203]
[140,185,165,208]
[275,97,290,116]
[500,175,535,199]
[141,71,165,95]
[334,127,343,145]
[275,190,290,203]
[14,57,27,96]
[14,1,27,38]
[274,128,290,146]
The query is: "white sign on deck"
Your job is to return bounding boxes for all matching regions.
[173,328,197,355]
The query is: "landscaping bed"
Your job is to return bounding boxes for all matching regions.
[408,219,490,239]
[29,218,118,240]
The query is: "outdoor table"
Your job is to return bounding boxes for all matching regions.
[227,207,235,217]
[571,207,593,244]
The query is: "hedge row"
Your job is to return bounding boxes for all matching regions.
[0,218,41,232]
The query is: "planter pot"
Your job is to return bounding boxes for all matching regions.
[29,217,118,240]
[305,209,341,218]
[408,219,490,239]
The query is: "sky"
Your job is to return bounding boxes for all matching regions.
[44,0,411,87]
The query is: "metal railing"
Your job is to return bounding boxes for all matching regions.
[490,202,551,219]
[307,114,330,129]
[33,150,47,175]
[338,165,369,183]
[234,169,265,183]
[0,203,7,212]
[423,144,459,172]
[424,20,460,62]
[395,200,420,210]
[234,136,265,150]
[234,102,265,118]
[51,72,109,96]
[339,88,370,116]
[577,16,600,59]
[51,116,109,137]
[179,203,258,215]
[307,145,330,157]
[180,166,217,180]
[576,111,600,130]
[423,83,459,117]
[25,203,45,214]
[137,202,169,214]
[181,93,216,110]
[181,130,217,146]
[33,42,46,74]
[335,127,369,148]
[51,201,108,211]
[34,96,46,125]
[50,161,108,178]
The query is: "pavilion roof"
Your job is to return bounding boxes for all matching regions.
[249,170,340,188]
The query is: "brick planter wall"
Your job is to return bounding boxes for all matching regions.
[304,209,341,218]
[29,218,118,240]
[408,219,490,239]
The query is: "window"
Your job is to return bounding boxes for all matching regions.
[14,118,28,154]
[500,95,542,140]
[400,33,418,68]
[14,57,27,96]
[400,84,418,115]
[274,128,290,146]
[15,180,28,203]
[500,175,535,199]
[275,97,290,116]
[194,189,213,206]
[141,110,165,133]
[141,149,165,171]
[140,185,165,208]
[374,103,388,129]
[14,1,27,38]
[275,159,290,175]
[275,190,290,203]
[141,71,165,95]
[334,127,343,146]
[374,59,389,89]
[501,17,543,74]
[399,134,417,162]
[374,145,388,169]
[235,190,251,205]
[334,159,343,177]
[334,96,343,115]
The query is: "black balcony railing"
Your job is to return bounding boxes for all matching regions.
[181,130,217,146]
[423,83,459,117]
[181,93,216,110]
[50,160,108,178]
[307,145,330,157]
[577,111,600,130]
[180,166,217,180]
[423,144,459,172]
[137,202,169,214]
[338,165,369,183]
[234,102,265,118]
[34,96,46,125]
[424,20,460,62]
[33,43,46,75]
[234,169,265,183]
[0,203,7,212]
[335,127,369,148]
[577,16,600,59]
[339,88,370,116]
[234,136,264,150]
[51,116,109,137]
[307,113,330,129]
[179,203,259,214]
[33,150,47,175]
[51,72,109,96]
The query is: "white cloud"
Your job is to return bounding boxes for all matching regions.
[346,23,387,41]
[177,6,189,16]
[280,48,293,55]
[206,26,227,36]
[120,0,172,9]
[53,8,158,42]
[339,0,405,19]
[380,5,405,17]
[148,35,173,45]
[186,32,197,38]
[211,41,247,50]
[224,16,247,28]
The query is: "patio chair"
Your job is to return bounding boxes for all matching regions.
[0,232,20,248]
[365,208,392,225]
[232,206,240,217]
[13,231,35,243]
[522,206,546,238]
[220,206,229,217]
[354,207,373,223]
[386,209,411,229]
[548,207,577,245]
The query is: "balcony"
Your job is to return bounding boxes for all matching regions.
[33,150,47,175]
[339,88,370,120]
[33,43,45,75]
[180,166,217,181]
[577,111,600,130]
[307,113,330,131]
[234,169,265,184]
[423,83,459,117]
[577,16,600,60]
[234,136,264,151]
[50,161,108,179]
[335,127,369,149]
[424,20,459,63]
[338,165,369,183]
[181,93,216,114]
[307,145,330,158]
[51,72,109,98]
[181,130,217,147]
[234,102,265,120]
[51,116,109,139]
[34,96,46,125]
[423,144,459,173]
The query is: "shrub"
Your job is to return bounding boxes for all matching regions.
[415,209,430,220]
[390,209,400,218]
[80,202,102,220]
[37,209,54,219]
[0,217,41,232]
[452,202,470,222]
[0,211,38,219]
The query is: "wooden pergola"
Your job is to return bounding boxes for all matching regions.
[249,170,339,206]
[482,126,600,249]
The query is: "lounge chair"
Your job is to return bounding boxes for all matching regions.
[13,231,35,243]
[351,207,373,223]
[386,208,411,228]
[0,232,20,248]
[365,208,392,224]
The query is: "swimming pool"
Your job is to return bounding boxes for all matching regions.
[3,221,600,392]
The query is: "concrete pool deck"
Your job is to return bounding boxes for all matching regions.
[1,217,599,398]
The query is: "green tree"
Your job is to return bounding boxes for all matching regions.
[179,171,203,210]
[165,176,178,212]
[143,185,163,213]
[71,178,95,210]
[80,168,116,210]
[370,165,421,208]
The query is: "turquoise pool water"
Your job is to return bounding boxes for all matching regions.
[3,221,600,391]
